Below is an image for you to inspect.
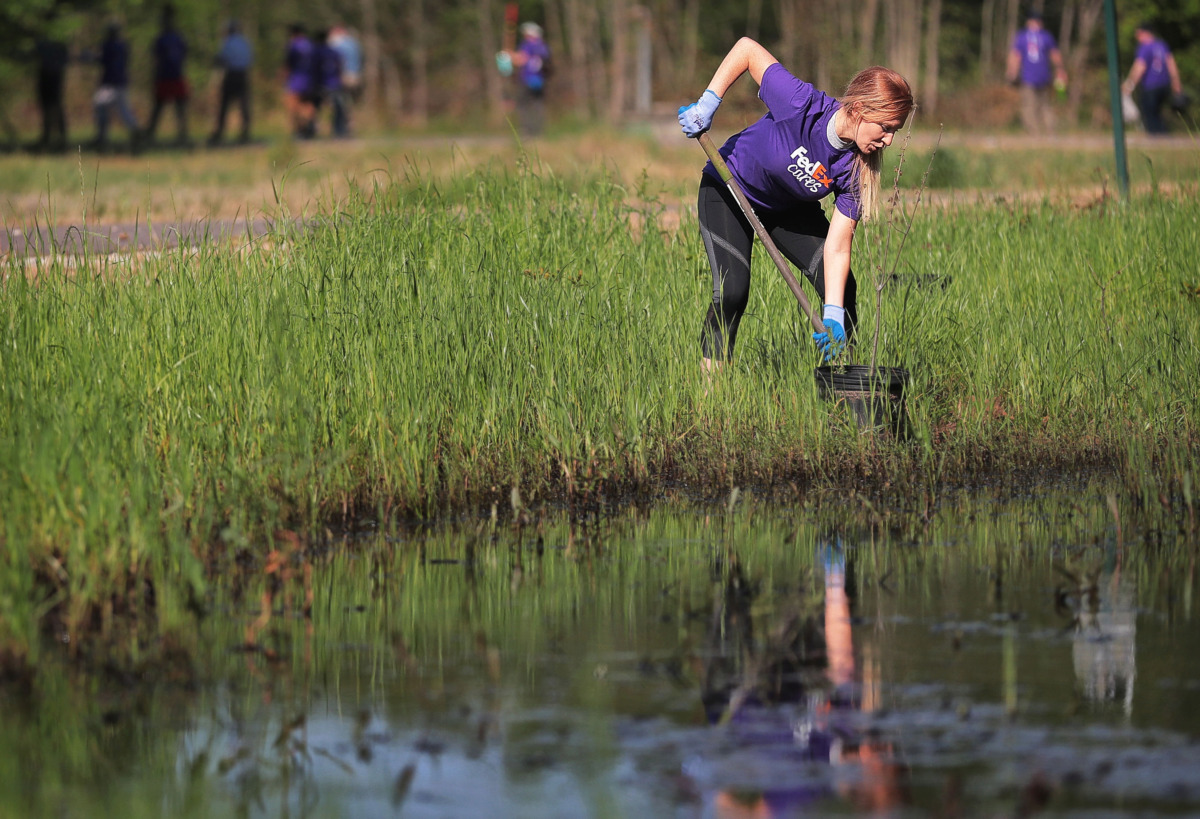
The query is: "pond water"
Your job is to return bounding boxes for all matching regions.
[4,479,1200,818]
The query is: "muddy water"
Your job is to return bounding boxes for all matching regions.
[4,482,1200,818]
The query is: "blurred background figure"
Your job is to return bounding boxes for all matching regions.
[1070,563,1137,717]
[1123,24,1184,135]
[329,25,363,105]
[208,20,253,146]
[144,4,191,147]
[33,22,70,153]
[315,30,348,138]
[282,23,316,139]
[89,22,140,153]
[510,21,550,137]
[1005,10,1067,134]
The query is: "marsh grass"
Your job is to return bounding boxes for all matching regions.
[1,149,1198,660]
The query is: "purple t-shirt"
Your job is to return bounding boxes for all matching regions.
[153,29,187,82]
[518,38,550,91]
[704,63,860,221]
[1136,39,1172,90]
[285,36,315,94]
[1011,28,1058,88]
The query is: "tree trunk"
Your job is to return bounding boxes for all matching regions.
[981,0,995,78]
[923,0,942,114]
[381,53,403,127]
[682,0,700,88]
[746,0,763,42]
[478,0,505,124]
[884,0,920,85]
[562,0,592,117]
[608,0,629,121]
[1065,0,1103,123]
[859,0,880,66]
[361,0,382,114]
[775,0,798,70]
[408,0,428,125]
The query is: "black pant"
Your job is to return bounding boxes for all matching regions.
[212,70,251,141]
[697,174,857,361]
[37,73,67,148]
[1139,85,1170,134]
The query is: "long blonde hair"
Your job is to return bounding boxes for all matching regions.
[840,67,915,222]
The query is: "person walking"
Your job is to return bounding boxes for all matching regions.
[329,26,363,104]
[315,30,348,137]
[282,24,317,139]
[144,4,191,146]
[508,22,551,137]
[89,22,141,153]
[677,37,915,370]
[33,31,70,152]
[1005,11,1067,135]
[1122,24,1183,135]
[208,20,254,145]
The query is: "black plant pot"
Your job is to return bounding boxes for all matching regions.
[814,365,910,438]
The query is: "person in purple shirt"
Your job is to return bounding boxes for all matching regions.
[677,37,914,370]
[1122,24,1184,135]
[283,24,317,138]
[1005,11,1067,134]
[508,22,551,136]
[89,21,141,153]
[144,4,191,146]
[314,30,348,137]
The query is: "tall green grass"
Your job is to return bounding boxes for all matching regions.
[1,154,1197,657]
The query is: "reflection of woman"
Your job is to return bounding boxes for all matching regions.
[694,547,908,816]
[677,37,914,370]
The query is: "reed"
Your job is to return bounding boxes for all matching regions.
[1,153,1197,658]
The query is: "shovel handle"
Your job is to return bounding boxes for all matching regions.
[697,132,825,335]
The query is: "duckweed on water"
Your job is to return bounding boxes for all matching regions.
[1,157,1198,657]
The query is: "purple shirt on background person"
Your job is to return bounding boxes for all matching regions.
[1011,28,1058,88]
[285,35,315,94]
[317,43,343,91]
[1136,39,1173,90]
[704,63,860,221]
[518,38,550,91]
[153,29,187,81]
[100,37,130,87]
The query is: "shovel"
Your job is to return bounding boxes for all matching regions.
[696,131,826,336]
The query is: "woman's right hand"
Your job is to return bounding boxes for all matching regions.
[678,90,721,137]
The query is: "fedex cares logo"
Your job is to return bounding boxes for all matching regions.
[788,146,832,193]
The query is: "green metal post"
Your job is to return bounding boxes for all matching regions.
[1103,0,1130,200]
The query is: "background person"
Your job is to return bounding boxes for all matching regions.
[315,30,348,137]
[144,4,191,147]
[1005,11,1067,134]
[329,25,363,104]
[282,24,317,139]
[89,21,140,152]
[33,30,70,153]
[507,22,551,136]
[1122,24,1183,135]
[208,20,253,146]
[677,37,914,371]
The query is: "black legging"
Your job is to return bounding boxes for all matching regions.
[698,174,858,362]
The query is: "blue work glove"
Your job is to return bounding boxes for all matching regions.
[812,305,847,362]
[677,90,722,138]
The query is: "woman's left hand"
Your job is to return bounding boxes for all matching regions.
[813,320,847,362]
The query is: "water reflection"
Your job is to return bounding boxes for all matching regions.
[4,491,1200,817]
[696,544,908,817]
[1066,557,1137,715]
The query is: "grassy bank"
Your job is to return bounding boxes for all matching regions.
[2,154,1199,659]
